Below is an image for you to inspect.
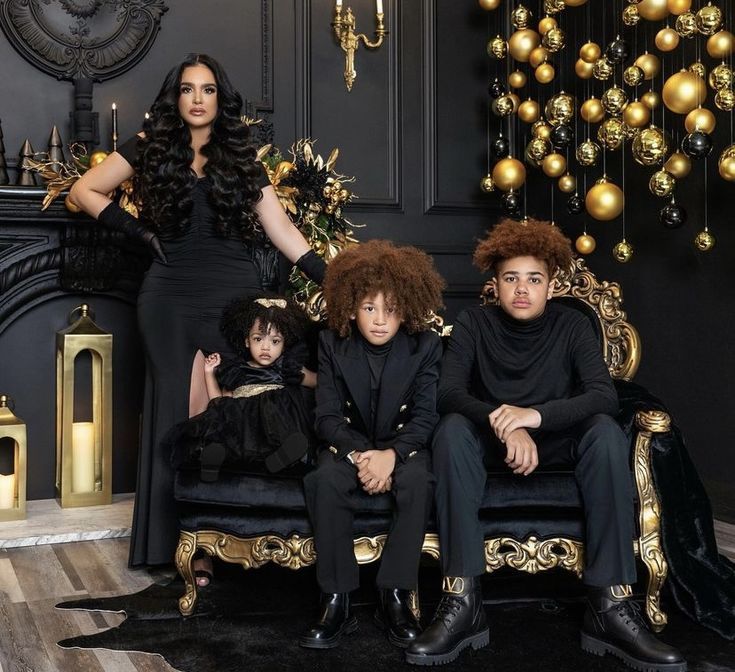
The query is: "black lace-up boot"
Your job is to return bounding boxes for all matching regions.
[299,592,357,649]
[405,576,489,665]
[374,588,422,648]
[581,585,687,671]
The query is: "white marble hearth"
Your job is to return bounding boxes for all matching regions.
[0,493,133,548]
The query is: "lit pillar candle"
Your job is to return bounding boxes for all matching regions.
[376,0,383,13]
[111,103,118,151]
[0,473,14,509]
[72,422,95,493]
[336,0,342,7]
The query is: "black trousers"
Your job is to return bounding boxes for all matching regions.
[304,450,434,594]
[431,413,637,587]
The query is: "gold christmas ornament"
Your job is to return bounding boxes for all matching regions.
[518,99,541,123]
[509,29,541,62]
[539,16,558,34]
[642,90,662,108]
[602,86,628,115]
[593,57,613,81]
[623,100,651,127]
[579,42,602,63]
[717,144,735,181]
[509,70,527,88]
[634,52,661,80]
[662,69,707,114]
[637,0,669,21]
[696,3,722,35]
[715,88,735,111]
[623,122,641,140]
[586,177,625,221]
[688,61,706,79]
[649,169,676,196]
[667,0,691,14]
[632,125,669,165]
[597,117,625,150]
[545,0,566,13]
[558,173,577,192]
[664,151,692,178]
[707,30,734,59]
[694,230,715,251]
[535,63,556,83]
[575,58,595,79]
[708,63,732,90]
[526,137,552,164]
[542,152,567,177]
[564,0,587,6]
[480,174,496,192]
[545,92,575,125]
[675,12,697,37]
[532,120,552,139]
[492,157,527,191]
[89,151,109,167]
[684,107,716,133]
[492,95,516,117]
[508,93,521,111]
[580,97,605,123]
[479,0,502,8]
[576,139,601,166]
[623,5,641,25]
[529,46,550,67]
[488,36,508,59]
[542,27,565,52]
[624,65,645,87]
[512,4,533,29]
[655,27,680,51]
[613,240,634,263]
[575,234,596,255]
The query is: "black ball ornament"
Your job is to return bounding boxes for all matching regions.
[606,37,629,64]
[566,194,585,215]
[491,136,510,159]
[682,131,713,159]
[501,190,521,215]
[488,79,506,99]
[660,201,688,229]
[550,123,574,148]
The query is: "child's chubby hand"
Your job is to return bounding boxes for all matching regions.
[204,352,221,373]
[356,449,396,495]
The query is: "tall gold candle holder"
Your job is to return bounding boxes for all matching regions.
[0,395,27,522]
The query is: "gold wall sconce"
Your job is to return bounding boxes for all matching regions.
[56,304,113,508]
[0,395,27,522]
[332,0,388,91]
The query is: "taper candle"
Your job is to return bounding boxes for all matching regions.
[111,102,118,151]
[376,0,383,13]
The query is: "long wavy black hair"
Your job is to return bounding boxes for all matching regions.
[132,53,263,240]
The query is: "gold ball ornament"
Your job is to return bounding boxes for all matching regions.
[649,169,676,196]
[526,137,552,164]
[694,230,715,251]
[518,99,541,123]
[492,157,527,191]
[684,107,716,133]
[509,29,541,62]
[488,36,508,59]
[542,27,565,52]
[623,5,641,25]
[558,173,577,192]
[667,0,691,14]
[638,0,669,21]
[662,69,707,114]
[634,52,661,80]
[613,240,634,263]
[478,0,502,9]
[544,0,566,13]
[602,86,628,115]
[545,92,575,125]
[664,151,692,178]
[508,93,521,111]
[593,57,614,81]
[575,234,596,255]
[575,58,595,79]
[718,145,735,181]
[532,119,553,139]
[580,97,605,123]
[529,46,550,67]
[509,70,527,88]
[492,95,516,117]
[89,150,109,167]
[688,61,706,79]
[480,175,496,192]
[580,42,602,63]
[64,194,82,212]
[675,12,697,37]
[642,90,662,109]
[512,4,533,29]
[586,177,625,221]
[535,63,556,84]
[695,3,722,36]
[655,27,680,50]
[632,125,669,165]
[538,16,558,34]
[624,65,645,87]
[708,63,732,91]
[564,0,587,6]
[597,117,626,151]
[576,139,601,166]
[542,153,567,177]
[715,88,735,111]
[623,100,651,127]
[707,30,734,58]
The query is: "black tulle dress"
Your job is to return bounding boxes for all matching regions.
[166,355,314,471]
[116,136,273,566]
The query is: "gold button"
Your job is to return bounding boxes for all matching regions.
[408,450,417,458]
[344,416,351,424]
[396,423,404,431]
[399,404,408,412]
[346,400,352,408]
[329,446,338,454]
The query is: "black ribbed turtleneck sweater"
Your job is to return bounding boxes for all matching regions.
[437,301,618,432]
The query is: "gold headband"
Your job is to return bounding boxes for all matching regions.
[254,298,287,309]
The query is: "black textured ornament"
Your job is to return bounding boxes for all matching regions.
[660,202,687,229]
[605,37,629,64]
[501,191,521,215]
[566,194,585,215]
[682,131,713,159]
[550,124,573,148]
[491,136,510,159]
[488,79,506,99]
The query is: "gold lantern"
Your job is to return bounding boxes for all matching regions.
[56,304,113,507]
[0,396,27,521]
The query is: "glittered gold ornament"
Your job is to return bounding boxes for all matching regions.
[526,137,552,164]
[532,119,552,139]
[613,240,634,263]
[597,117,625,151]
[624,65,645,87]
[688,61,706,79]
[539,16,558,34]
[529,46,550,67]
[662,69,707,113]
[564,0,587,5]
[535,63,556,83]
[602,86,628,115]
[492,95,516,117]
[667,0,691,14]
[89,150,109,167]
[586,177,625,221]
[575,234,596,254]
[480,174,496,192]
[655,27,680,50]
[579,41,602,63]
[576,139,601,166]
[623,5,641,25]
[623,100,651,127]
[545,92,575,125]
[512,4,533,29]
[696,3,722,36]
[718,144,735,181]
[664,151,692,178]
[684,107,716,133]
[575,58,595,79]
[708,63,732,90]
[479,0,502,8]
[509,29,541,62]
[634,52,661,80]
[558,173,577,192]
[580,97,605,123]
[518,99,541,123]
[675,12,697,37]
[509,70,527,88]
[542,27,565,52]
[707,30,734,58]
[492,157,527,191]
[544,0,566,13]
[715,88,735,111]
[694,230,715,251]
[642,90,661,108]
[488,36,508,59]
[632,125,669,165]
[638,0,669,20]
[649,169,676,196]
[593,57,614,80]
[542,152,567,177]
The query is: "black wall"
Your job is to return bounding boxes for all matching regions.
[0,1,732,521]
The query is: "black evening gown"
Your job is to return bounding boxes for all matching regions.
[116,136,271,566]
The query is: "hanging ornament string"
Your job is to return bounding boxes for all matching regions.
[486,7,492,176]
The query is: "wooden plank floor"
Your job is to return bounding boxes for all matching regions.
[1,523,734,672]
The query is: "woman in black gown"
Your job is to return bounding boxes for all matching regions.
[69,54,325,567]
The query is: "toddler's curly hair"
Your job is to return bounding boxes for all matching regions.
[324,240,445,337]
[220,295,309,360]
[473,218,573,276]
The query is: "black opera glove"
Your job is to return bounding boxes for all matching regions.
[295,249,326,285]
[97,202,168,264]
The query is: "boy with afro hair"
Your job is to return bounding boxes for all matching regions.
[407,219,685,672]
[300,239,445,651]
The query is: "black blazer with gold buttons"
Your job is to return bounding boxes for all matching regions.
[314,327,442,462]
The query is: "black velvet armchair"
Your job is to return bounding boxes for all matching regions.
[173,257,671,631]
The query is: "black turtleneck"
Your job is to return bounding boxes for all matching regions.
[437,301,618,432]
[362,336,393,437]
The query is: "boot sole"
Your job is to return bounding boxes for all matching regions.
[299,617,358,649]
[581,632,687,672]
[373,612,417,649]
[405,628,490,666]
